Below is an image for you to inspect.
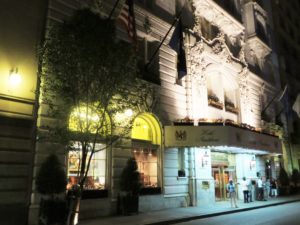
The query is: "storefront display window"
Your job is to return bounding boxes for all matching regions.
[67,142,106,190]
[132,148,158,187]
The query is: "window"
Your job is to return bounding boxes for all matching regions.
[178,148,186,177]
[224,89,238,114]
[131,113,161,192]
[137,37,160,84]
[67,142,106,190]
[207,74,224,110]
[132,147,158,187]
[200,18,219,40]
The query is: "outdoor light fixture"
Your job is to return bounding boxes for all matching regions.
[202,151,209,167]
[124,109,133,117]
[250,156,256,170]
[8,67,22,86]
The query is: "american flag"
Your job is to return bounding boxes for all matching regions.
[118,0,137,43]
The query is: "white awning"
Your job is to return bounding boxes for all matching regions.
[164,125,282,154]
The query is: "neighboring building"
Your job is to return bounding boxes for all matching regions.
[0,0,48,224]
[271,0,300,173]
[0,1,286,225]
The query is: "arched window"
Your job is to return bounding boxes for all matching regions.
[131,113,161,189]
[66,104,110,191]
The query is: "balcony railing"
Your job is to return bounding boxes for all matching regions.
[213,0,242,22]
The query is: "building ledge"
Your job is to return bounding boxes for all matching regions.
[193,0,244,39]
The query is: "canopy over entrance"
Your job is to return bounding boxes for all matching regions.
[165,125,282,154]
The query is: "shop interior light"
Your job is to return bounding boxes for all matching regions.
[8,67,22,86]
[124,109,133,117]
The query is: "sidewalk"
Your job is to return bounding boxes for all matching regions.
[79,195,300,225]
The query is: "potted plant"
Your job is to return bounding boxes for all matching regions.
[119,157,141,215]
[174,117,194,126]
[278,166,290,195]
[208,93,223,110]
[291,169,300,194]
[35,154,67,225]
[225,100,239,114]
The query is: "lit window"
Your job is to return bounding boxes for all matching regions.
[132,148,158,187]
[67,142,106,190]
[178,148,186,177]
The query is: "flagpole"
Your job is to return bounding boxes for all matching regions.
[261,85,287,118]
[145,0,187,70]
[108,0,122,20]
[145,16,181,70]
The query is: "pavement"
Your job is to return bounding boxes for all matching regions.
[79,195,300,225]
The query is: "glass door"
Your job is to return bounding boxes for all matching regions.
[213,166,231,201]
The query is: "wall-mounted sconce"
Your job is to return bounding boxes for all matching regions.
[202,151,209,167]
[8,67,22,86]
[250,156,256,170]
[124,109,133,117]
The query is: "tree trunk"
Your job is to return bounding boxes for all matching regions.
[67,196,81,225]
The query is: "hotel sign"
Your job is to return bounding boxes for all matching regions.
[165,126,282,154]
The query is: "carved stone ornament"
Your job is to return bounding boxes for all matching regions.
[189,40,207,86]
[192,17,202,37]
[208,33,234,64]
[246,37,271,59]
[238,67,249,103]
[192,0,244,39]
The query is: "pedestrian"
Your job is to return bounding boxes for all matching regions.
[265,178,271,198]
[257,176,265,201]
[241,177,249,203]
[227,180,238,208]
[271,178,278,197]
[248,180,254,202]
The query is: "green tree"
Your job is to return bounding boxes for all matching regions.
[120,157,141,195]
[39,8,155,225]
[119,157,141,215]
[279,166,290,186]
[36,154,67,196]
[35,154,67,225]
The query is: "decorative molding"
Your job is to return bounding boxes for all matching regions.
[246,36,271,59]
[189,40,207,86]
[238,67,249,103]
[192,0,244,40]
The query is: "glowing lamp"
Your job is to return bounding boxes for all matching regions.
[124,109,133,117]
[9,68,22,86]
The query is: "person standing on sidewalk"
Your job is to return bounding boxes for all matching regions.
[241,177,249,203]
[257,177,266,201]
[227,180,238,208]
[270,178,278,197]
[265,178,271,199]
[247,180,254,202]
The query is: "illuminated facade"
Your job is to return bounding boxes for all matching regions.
[0,0,287,225]
[0,1,47,224]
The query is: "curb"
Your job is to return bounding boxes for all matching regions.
[145,199,300,225]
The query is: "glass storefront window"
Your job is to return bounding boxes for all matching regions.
[67,142,106,190]
[132,148,157,187]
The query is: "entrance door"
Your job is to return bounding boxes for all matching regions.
[212,166,231,201]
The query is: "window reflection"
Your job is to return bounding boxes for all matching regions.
[132,148,158,187]
[67,142,106,190]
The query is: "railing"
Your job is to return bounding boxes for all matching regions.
[213,0,242,23]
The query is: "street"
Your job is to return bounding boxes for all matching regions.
[175,202,300,225]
